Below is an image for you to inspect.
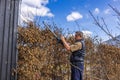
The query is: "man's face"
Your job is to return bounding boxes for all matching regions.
[75,34,81,40]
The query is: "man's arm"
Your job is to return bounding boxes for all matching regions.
[61,35,71,51]
[61,35,82,52]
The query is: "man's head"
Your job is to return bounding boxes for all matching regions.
[75,31,83,40]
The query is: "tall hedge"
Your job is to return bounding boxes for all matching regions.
[17,22,120,80]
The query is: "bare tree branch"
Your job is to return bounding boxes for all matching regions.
[101,17,111,34]
[117,16,120,27]
[108,4,120,16]
[89,11,115,39]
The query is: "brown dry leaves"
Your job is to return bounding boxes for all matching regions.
[84,38,120,80]
[17,22,120,80]
[17,22,70,80]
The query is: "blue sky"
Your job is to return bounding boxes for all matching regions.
[19,0,120,41]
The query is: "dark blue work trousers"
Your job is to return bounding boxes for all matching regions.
[71,62,84,80]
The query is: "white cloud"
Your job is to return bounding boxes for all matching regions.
[82,30,92,38]
[66,12,83,21]
[22,0,48,8]
[19,0,54,25]
[94,8,100,14]
[104,9,111,14]
[65,30,92,39]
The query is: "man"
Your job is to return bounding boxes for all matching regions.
[61,31,85,80]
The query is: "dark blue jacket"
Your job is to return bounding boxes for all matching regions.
[70,39,86,63]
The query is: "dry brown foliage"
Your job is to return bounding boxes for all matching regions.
[84,39,120,80]
[17,22,71,80]
[17,22,120,80]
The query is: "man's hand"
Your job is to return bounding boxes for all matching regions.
[60,35,65,41]
[60,35,71,51]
